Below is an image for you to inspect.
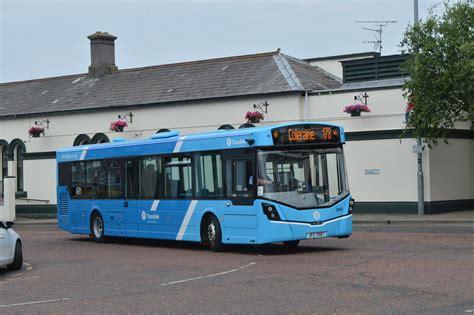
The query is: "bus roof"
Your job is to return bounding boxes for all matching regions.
[56,122,345,162]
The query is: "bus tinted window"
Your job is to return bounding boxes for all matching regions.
[71,160,123,198]
[58,163,71,187]
[226,159,254,198]
[139,156,162,199]
[195,153,223,198]
[107,160,124,198]
[164,156,192,199]
[125,159,138,199]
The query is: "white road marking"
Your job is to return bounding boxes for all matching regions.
[0,298,70,308]
[175,200,198,240]
[9,272,24,278]
[161,262,256,286]
[1,276,40,284]
[465,310,474,313]
[2,263,33,280]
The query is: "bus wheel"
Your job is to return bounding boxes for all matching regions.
[90,212,106,243]
[283,240,300,248]
[7,241,23,271]
[206,215,223,252]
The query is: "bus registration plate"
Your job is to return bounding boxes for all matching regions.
[306,231,327,239]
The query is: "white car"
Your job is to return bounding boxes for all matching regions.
[0,221,23,270]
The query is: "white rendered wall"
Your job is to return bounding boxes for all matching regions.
[344,139,427,202]
[428,139,473,201]
[0,94,300,149]
[0,94,301,205]
[307,88,407,131]
[306,89,436,203]
[22,159,56,204]
[1,85,471,207]
[308,60,344,79]
[308,54,378,79]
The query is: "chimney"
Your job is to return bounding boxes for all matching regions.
[87,31,118,77]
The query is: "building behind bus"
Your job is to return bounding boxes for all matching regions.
[0,32,472,217]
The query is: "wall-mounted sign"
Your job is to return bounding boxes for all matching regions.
[271,124,341,145]
[365,169,381,175]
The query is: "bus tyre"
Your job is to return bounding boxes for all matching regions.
[7,241,23,271]
[90,213,106,243]
[283,240,300,249]
[207,216,223,252]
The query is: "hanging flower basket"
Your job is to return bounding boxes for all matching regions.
[245,111,264,123]
[405,101,415,122]
[343,104,371,117]
[28,125,45,137]
[110,120,128,132]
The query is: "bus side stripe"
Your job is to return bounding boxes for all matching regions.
[173,136,187,153]
[79,147,89,160]
[151,200,160,211]
[176,200,198,240]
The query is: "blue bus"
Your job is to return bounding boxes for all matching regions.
[57,122,353,251]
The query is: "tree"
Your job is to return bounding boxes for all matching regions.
[401,1,473,146]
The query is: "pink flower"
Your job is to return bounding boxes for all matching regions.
[343,104,371,114]
[28,125,45,136]
[245,111,264,122]
[110,120,128,132]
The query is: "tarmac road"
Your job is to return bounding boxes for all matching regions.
[0,224,473,314]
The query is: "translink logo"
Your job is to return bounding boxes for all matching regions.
[141,211,160,221]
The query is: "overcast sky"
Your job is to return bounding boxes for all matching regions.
[1,0,440,83]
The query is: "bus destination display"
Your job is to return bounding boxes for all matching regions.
[271,125,341,145]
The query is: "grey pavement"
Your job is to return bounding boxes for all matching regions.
[354,209,474,225]
[14,209,474,226]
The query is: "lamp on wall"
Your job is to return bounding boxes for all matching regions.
[253,101,269,114]
[343,93,371,117]
[118,112,134,123]
[34,119,50,129]
[354,92,369,106]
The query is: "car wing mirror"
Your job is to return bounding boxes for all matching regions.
[6,221,15,229]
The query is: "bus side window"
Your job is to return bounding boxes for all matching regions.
[195,153,223,198]
[107,160,124,198]
[125,159,138,199]
[163,156,192,199]
[139,156,162,199]
[225,159,254,198]
[58,163,72,189]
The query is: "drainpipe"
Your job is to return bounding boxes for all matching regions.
[304,91,309,122]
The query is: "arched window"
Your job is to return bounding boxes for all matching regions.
[91,133,110,144]
[15,145,25,192]
[73,134,92,146]
[0,140,9,200]
[8,139,26,192]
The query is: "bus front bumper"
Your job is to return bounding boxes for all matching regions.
[258,214,352,244]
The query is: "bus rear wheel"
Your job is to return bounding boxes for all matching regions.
[206,215,223,252]
[90,212,106,243]
[283,240,300,248]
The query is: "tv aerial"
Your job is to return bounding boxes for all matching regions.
[356,20,397,54]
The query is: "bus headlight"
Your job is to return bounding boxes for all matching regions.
[349,198,355,214]
[262,203,281,221]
